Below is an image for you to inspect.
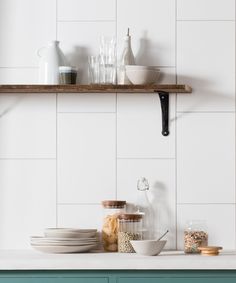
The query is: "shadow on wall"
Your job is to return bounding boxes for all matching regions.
[149,181,175,244]
[65,45,90,84]
[175,74,235,116]
[135,30,162,66]
[0,95,24,118]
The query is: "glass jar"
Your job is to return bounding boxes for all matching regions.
[184,220,208,254]
[118,214,143,253]
[102,200,126,252]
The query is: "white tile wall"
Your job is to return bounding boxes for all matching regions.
[177,113,235,204]
[0,68,38,84]
[0,160,56,249]
[177,204,236,250]
[58,0,116,21]
[177,21,235,112]
[177,0,235,20]
[58,113,116,203]
[117,159,176,249]
[58,93,116,113]
[58,205,103,230]
[0,93,56,158]
[0,0,56,67]
[0,0,235,250]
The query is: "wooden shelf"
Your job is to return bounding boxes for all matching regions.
[0,84,192,93]
[0,84,192,136]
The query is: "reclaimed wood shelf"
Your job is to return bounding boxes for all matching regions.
[0,84,191,93]
[0,84,192,136]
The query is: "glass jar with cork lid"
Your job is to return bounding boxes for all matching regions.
[184,220,208,253]
[118,214,143,253]
[102,200,126,252]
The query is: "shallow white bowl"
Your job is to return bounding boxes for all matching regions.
[126,68,160,85]
[130,240,167,256]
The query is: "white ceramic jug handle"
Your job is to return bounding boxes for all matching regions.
[37,47,46,58]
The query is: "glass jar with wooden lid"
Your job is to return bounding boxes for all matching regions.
[102,200,126,252]
[118,214,143,253]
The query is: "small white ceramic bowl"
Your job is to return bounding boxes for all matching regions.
[125,68,160,85]
[130,240,167,256]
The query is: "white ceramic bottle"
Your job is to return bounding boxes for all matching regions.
[38,40,67,84]
[118,28,135,84]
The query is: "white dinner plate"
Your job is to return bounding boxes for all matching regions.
[31,244,97,253]
[44,228,97,238]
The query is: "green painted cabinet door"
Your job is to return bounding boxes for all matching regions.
[118,278,236,283]
[0,278,108,283]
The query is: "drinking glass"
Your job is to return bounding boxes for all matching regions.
[99,36,116,84]
[88,55,100,84]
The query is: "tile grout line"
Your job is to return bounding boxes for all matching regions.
[58,20,116,23]
[175,0,178,251]
[56,93,58,228]
[235,0,236,250]
[115,0,118,200]
[177,19,235,22]
[177,203,236,205]
[56,0,58,228]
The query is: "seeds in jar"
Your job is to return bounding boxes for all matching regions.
[118,231,141,253]
[184,230,208,253]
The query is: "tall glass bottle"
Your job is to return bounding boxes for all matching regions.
[117,28,135,84]
[135,177,154,239]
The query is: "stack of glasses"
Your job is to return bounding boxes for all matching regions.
[88,36,116,84]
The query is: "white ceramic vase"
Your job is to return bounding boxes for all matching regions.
[38,40,67,84]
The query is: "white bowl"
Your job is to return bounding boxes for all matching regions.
[130,240,167,256]
[125,68,160,85]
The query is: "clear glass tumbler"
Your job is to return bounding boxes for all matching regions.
[99,36,116,84]
[88,55,100,84]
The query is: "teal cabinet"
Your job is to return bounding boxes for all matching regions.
[0,271,236,283]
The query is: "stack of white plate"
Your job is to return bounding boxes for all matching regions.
[31,228,99,253]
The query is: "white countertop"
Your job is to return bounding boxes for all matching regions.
[0,250,236,270]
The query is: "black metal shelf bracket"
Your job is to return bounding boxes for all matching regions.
[155,91,169,136]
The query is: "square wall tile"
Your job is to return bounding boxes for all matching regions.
[58,0,116,21]
[177,0,235,20]
[0,68,38,84]
[58,204,103,230]
[0,0,56,67]
[177,22,235,112]
[177,204,235,250]
[117,68,176,158]
[0,93,56,158]
[58,113,116,203]
[0,160,56,249]
[177,113,235,203]
[117,159,176,249]
[117,0,175,66]
[58,22,116,83]
[58,93,116,113]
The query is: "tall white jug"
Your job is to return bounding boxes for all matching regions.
[38,40,67,84]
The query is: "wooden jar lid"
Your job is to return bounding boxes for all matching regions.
[102,200,126,208]
[198,246,223,256]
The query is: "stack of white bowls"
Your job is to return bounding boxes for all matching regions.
[125,65,161,85]
[31,228,99,253]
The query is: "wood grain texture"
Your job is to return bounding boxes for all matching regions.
[0,84,192,93]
